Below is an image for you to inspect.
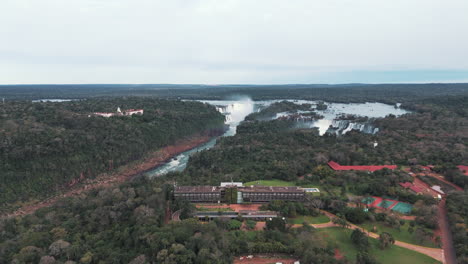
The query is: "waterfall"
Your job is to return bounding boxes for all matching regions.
[328,120,379,135]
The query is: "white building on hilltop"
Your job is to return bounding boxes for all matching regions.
[93,108,144,118]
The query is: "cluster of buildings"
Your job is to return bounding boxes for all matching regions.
[458,165,468,176]
[174,183,306,204]
[93,107,144,117]
[399,182,423,194]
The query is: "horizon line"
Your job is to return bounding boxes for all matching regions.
[1,82,468,86]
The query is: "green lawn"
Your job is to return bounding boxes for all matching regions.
[196,207,234,212]
[244,179,296,187]
[288,214,330,224]
[244,180,336,195]
[319,227,441,264]
[359,221,439,248]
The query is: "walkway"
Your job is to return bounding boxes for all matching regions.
[171,209,182,222]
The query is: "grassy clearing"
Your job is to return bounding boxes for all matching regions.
[244,180,338,196]
[360,221,439,248]
[318,227,441,264]
[288,214,330,224]
[244,179,296,187]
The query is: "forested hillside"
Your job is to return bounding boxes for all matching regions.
[446,191,468,264]
[0,98,225,209]
[0,93,466,263]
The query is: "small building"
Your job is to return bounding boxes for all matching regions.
[301,187,320,193]
[93,108,144,118]
[220,182,243,187]
[399,182,423,194]
[420,165,433,172]
[409,185,423,194]
[94,112,116,117]
[124,109,144,116]
[431,185,445,195]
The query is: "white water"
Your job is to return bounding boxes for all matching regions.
[145,98,258,177]
[145,99,409,177]
[32,99,78,102]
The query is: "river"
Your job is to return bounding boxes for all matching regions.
[145,98,410,177]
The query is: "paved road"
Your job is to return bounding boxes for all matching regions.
[171,209,182,222]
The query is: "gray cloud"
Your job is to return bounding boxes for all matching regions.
[1,0,467,84]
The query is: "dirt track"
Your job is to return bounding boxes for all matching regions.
[316,211,445,263]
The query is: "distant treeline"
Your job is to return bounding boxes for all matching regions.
[1,83,468,104]
[446,191,468,264]
[0,98,225,208]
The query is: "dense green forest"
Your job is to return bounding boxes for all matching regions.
[1,83,468,104]
[180,96,467,190]
[0,89,466,263]
[0,177,341,264]
[0,98,225,209]
[446,191,468,264]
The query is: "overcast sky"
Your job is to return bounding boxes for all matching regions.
[1,0,468,84]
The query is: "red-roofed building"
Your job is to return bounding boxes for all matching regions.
[399,182,412,188]
[458,165,468,176]
[409,185,423,194]
[328,161,397,172]
[399,182,423,195]
[420,166,433,172]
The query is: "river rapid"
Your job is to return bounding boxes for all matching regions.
[145,98,409,177]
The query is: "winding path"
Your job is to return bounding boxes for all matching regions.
[304,210,446,263]
[171,209,182,222]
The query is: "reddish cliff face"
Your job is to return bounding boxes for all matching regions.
[2,132,221,218]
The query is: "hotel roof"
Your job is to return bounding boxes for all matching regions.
[458,165,468,176]
[175,186,221,193]
[175,185,304,193]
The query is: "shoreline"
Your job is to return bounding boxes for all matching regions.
[1,130,223,218]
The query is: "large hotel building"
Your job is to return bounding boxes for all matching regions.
[174,183,306,203]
